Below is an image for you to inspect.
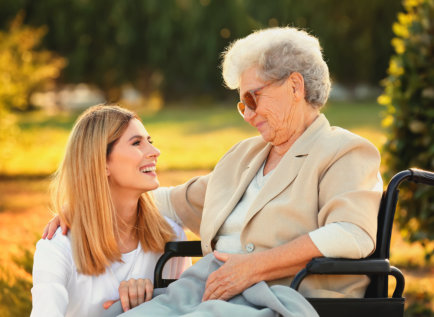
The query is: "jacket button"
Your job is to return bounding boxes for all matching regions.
[245,243,255,253]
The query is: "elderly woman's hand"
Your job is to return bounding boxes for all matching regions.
[202,251,260,302]
[42,214,69,239]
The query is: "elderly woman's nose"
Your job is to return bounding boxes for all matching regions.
[243,106,255,122]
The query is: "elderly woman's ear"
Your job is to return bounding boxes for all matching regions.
[287,72,305,101]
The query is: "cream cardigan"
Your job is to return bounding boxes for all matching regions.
[165,114,382,298]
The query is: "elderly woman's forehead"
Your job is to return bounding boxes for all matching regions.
[239,67,264,89]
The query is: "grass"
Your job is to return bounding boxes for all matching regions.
[1,100,386,176]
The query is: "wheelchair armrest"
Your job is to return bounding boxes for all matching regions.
[154,241,203,288]
[290,258,405,298]
[164,241,203,256]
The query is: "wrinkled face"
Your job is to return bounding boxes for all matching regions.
[106,118,160,194]
[239,66,304,146]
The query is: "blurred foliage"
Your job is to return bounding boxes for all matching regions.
[0,13,65,171]
[0,101,384,177]
[404,282,434,317]
[0,247,33,317]
[0,0,401,100]
[378,0,434,259]
[0,108,19,173]
[0,12,66,111]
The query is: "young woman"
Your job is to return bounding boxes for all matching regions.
[31,105,189,316]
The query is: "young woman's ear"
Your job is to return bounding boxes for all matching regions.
[106,164,110,176]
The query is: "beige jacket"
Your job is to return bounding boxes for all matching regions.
[170,114,382,298]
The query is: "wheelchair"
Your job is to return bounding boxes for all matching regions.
[154,168,434,317]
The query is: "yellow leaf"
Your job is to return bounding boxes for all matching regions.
[382,115,394,127]
[377,94,391,105]
[391,38,406,54]
[398,12,413,26]
[388,59,404,76]
[393,22,410,38]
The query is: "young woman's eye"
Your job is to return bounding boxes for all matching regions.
[132,140,140,146]
[148,139,153,145]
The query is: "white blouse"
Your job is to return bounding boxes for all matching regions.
[31,218,190,317]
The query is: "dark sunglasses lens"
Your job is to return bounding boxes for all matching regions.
[244,91,257,110]
[237,102,245,115]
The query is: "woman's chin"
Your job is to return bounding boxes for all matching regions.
[259,132,273,143]
[144,179,160,191]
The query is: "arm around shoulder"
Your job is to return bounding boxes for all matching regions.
[169,174,211,235]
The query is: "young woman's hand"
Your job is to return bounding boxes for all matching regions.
[42,215,69,239]
[103,278,153,312]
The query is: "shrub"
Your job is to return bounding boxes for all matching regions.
[0,247,33,317]
[378,0,434,259]
[0,12,65,112]
[0,12,66,173]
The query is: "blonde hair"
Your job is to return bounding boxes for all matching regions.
[50,104,174,275]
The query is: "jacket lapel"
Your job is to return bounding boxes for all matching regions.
[243,114,329,226]
[209,143,273,240]
[242,151,306,227]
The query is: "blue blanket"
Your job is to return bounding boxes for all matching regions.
[114,254,318,317]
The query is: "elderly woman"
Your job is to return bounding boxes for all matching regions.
[153,26,382,300]
[45,27,382,315]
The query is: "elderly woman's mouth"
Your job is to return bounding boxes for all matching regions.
[255,121,266,129]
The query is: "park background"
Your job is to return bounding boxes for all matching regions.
[0,0,433,316]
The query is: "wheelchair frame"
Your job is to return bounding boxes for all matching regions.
[154,168,434,317]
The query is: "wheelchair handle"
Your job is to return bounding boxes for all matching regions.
[408,168,434,186]
[378,168,433,260]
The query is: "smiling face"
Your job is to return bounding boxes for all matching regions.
[106,118,160,196]
[239,66,316,147]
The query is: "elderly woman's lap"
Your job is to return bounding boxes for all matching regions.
[117,254,318,317]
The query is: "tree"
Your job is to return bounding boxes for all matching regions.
[0,12,65,111]
[0,0,403,101]
[378,0,434,258]
[0,13,65,172]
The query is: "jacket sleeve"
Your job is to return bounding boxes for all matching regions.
[317,135,383,243]
[170,174,211,236]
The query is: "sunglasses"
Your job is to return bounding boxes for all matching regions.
[237,81,275,117]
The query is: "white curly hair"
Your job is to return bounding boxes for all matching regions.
[221,27,331,108]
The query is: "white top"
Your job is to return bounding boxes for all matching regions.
[31,218,190,317]
[154,163,377,259]
[215,161,273,253]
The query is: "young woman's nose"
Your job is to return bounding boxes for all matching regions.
[147,144,160,158]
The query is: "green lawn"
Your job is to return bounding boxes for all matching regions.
[1,100,386,176]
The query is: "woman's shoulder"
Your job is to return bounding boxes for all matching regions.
[231,135,267,151]
[217,136,267,162]
[33,228,74,273]
[319,122,379,155]
[307,120,381,176]
[35,227,72,255]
